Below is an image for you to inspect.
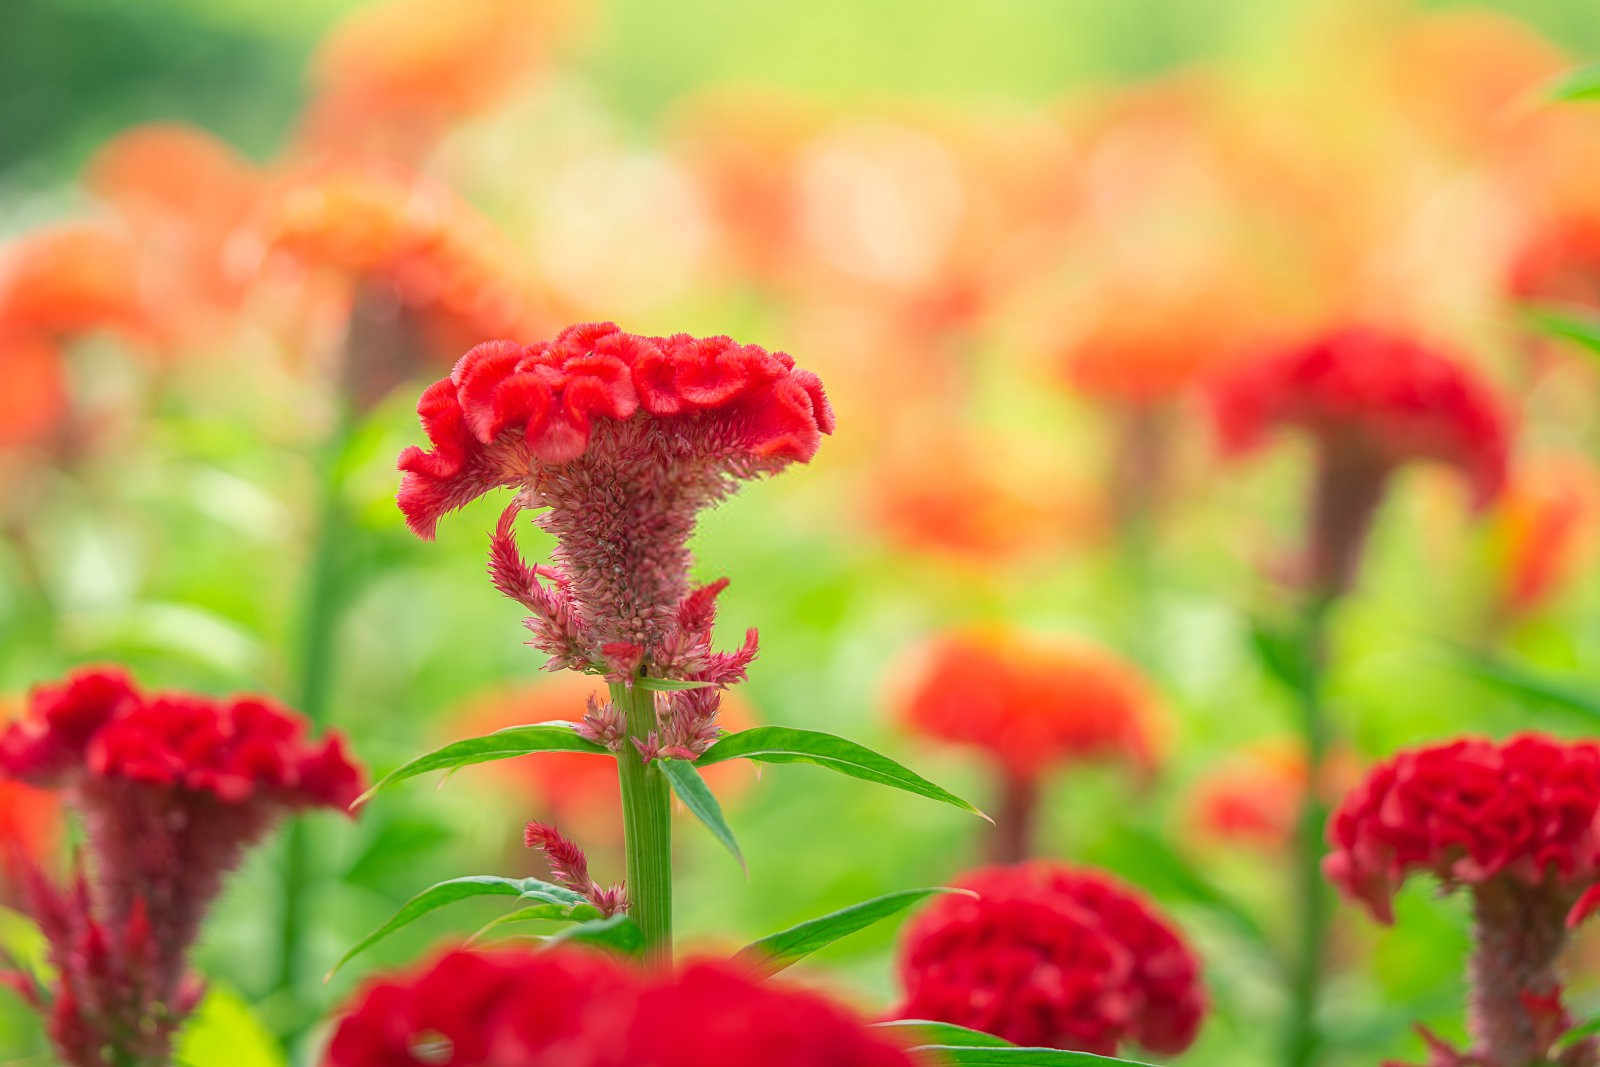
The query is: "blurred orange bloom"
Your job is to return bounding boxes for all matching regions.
[0,222,149,345]
[1485,453,1600,620]
[1188,740,1360,854]
[892,627,1165,784]
[452,674,757,840]
[87,123,266,346]
[0,333,68,451]
[303,0,576,167]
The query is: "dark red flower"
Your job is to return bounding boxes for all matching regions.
[1326,734,1600,1067]
[397,324,830,736]
[896,862,1205,1056]
[0,667,364,1067]
[1212,326,1512,594]
[323,948,917,1067]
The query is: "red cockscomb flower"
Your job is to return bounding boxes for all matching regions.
[323,947,917,1067]
[896,862,1205,1056]
[454,674,756,839]
[1326,734,1600,1067]
[892,627,1164,860]
[1213,326,1512,595]
[0,667,363,1067]
[397,323,830,741]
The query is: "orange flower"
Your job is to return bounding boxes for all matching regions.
[452,674,756,839]
[893,627,1164,784]
[0,333,68,451]
[0,222,149,345]
[1486,454,1600,620]
[87,123,266,346]
[1188,740,1360,854]
[302,0,576,166]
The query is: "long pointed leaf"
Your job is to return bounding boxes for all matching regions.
[329,876,599,978]
[1546,64,1600,102]
[634,677,715,692]
[1524,305,1600,361]
[466,903,594,946]
[696,727,987,819]
[662,759,745,872]
[542,914,644,956]
[875,1021,1013,1048]
[917,1048,1154,1066]
[737,887,972,977]
[1447,645,1600,724]
[353,723,609,807]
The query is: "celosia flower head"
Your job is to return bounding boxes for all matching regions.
[893,627,1164,784]
[324,947,917,1067]
[397,322,831,690]
[0,667,363,1067]
[896,862,1205,1055]
[1325,733,1600,927]
[0,223,150,345]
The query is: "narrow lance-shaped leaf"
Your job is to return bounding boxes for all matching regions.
[542,914,645,957]
[696,726,988,820]
[737,888,973,978]
[466,903,601,946]
[1446,643,1600,724]
[662,759,745,872]
[874,1020,1013,1049]
[633,677,716,692]
[1523,306,1600,361]
[328,876,599,979]
[352,722,610,808]
[1545,63,1600,102]
[915,1047,1155,1066]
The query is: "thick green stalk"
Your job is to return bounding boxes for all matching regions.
[1282,595,1334,1067]
[610,680,673,961]
[276,415,352,997]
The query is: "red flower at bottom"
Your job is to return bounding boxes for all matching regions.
[895,862,1205,1056]
[324,948,917,1067]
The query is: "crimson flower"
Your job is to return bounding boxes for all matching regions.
[0,667,363,1067]
[893,627,1163,860]
[896,862,1205,1056]
[323,947,916,1067]
[397,322,831,754]
[1213,326,1512,595]
[1325,734,1600,1067]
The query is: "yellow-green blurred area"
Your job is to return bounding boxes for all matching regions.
[1,0,1599,1065]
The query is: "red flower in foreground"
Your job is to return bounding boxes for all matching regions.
[1213,327,1511,594]
[1326,734,1600,1067]
[323,947,916,1067]
[893,627,1164,860]
[397,323,830,752]
[0,667,363,1067]
[896,862,1205,1056]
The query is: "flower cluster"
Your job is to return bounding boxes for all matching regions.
[0,667,363,1067]
[1213,326,1512,593]
[1326,734,1600,1067]
[896,862,1205,1056]
[399,324,830,739]
[324,946,917,1067]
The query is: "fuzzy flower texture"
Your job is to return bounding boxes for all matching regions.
[324,945,916,1067]
[896,862,1206,1057]
[1326,734,1600,1067]
[0,667,362,1067]
[397,322,832,757]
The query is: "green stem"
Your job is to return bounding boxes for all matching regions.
[610,680,673,961]
[1283,594,1335,1067]
[276,414,353,998]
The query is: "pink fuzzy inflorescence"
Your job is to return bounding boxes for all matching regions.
[396,322,831,759]
[895,862,1205,1057]
[323,946,917,1067]
[1326,734,1600,1067]
[1213,326,1511,594]
[0,667,363,1067]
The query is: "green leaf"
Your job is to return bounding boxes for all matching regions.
[1546,63,1600,102]
[1447,645,1600,724]
[353,722,609,807]
[634,677,716,692]
[1561,1014,1600,1048]
[466,903,598,946]
[1248,615,1314,696]
[542,913,644,956]
[1524,305,1600,360]
[916,1048,1154,1066]
[662,759,745,872]
[175,985,286,1067]
[737,888,972,977]
[875,1020,1014,1048]
[696,727,987,820]
[329,876,600,978]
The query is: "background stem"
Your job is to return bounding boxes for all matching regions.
[1282,594,1334,1067]
[610,680,673,961]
